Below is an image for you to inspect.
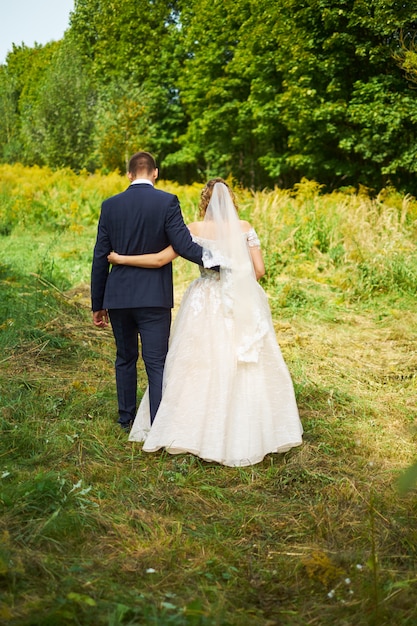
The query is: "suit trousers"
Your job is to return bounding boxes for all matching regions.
[108,307,171,426]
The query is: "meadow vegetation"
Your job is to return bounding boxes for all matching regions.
[0,165,416,625]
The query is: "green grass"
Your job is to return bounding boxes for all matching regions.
[1,169,417,625]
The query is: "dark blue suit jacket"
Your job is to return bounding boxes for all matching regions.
[91,183,203,311]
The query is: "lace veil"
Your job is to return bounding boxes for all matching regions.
[201,182,268,362]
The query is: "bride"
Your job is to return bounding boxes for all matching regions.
[108,179,303,467]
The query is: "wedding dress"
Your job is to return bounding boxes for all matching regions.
[129,184,303,466]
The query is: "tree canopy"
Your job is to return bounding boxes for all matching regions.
[1,0,417,193]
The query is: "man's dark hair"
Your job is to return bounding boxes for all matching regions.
[128,151,157,176]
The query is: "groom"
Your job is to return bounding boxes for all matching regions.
[91,151,205,431]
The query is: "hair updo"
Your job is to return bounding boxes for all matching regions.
[198,178,238,218]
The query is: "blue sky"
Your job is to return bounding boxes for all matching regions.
[0,0,74,64]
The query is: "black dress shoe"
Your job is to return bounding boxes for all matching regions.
[119,421,133,432]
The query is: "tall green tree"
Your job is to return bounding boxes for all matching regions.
[93,80,155,172]
[69,0,186,173]
[27,38,96,170]
[166,0,255,184]
[0,43,56,165]
[0,66,20,162]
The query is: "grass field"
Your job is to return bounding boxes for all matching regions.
[0,166,416,625]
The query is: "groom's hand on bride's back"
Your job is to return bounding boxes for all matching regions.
[93,309,109,328]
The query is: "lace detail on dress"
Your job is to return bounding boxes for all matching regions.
[186,266,223,317]
[246,228,261,248]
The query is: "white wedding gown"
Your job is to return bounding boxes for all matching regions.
[129,230,303,467]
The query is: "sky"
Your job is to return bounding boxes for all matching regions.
[0,0,75,64]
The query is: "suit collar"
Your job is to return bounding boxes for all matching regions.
[130,179,154,186]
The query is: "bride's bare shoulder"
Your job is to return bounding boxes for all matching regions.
[240,220,252,232]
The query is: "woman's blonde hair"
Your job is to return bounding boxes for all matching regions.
[198,178,238,218]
